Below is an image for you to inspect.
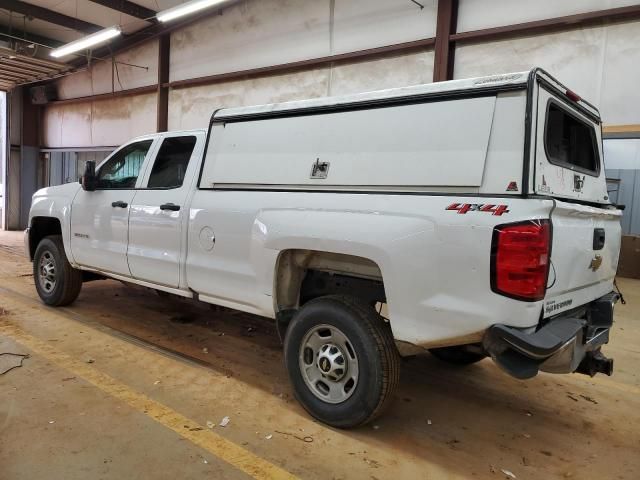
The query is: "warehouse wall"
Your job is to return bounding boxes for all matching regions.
[38,0,640,148]
[44,0,439,146]
[454,22,640,126]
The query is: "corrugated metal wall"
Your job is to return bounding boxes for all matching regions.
[605,138,640,234]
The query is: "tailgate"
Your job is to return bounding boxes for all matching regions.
[544,200,621,317]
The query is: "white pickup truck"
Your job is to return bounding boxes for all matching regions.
[26,68,621,428]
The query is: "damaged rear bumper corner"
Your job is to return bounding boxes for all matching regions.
[483,292,618,380]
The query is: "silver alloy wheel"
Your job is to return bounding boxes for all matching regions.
[38,250,57,294]
[299,324,359,404]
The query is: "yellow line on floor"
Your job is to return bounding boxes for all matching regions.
[0,321,298,480]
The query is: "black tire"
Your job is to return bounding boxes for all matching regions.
[33,235,83,306]
[284,295,400,428]
[429,346,486,365]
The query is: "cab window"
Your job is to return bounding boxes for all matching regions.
[147,136,197,189]
[545,102,599,175]
[96,140,153,189]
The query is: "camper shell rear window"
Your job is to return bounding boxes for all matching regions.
[544,100,600,176]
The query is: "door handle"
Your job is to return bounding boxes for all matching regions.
[111,201,128,208]
[593,228,605,250]
[160,203,181,211]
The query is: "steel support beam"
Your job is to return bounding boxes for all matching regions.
[169,37,436,90]
[433,0,458,82]
[156,33,169,132]
[88,0,157,22]
[451,4,640,44]
[0,0,102,33]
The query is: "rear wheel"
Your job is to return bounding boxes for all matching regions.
[33,235,83,306]
[429,346,486,365]
[284,295,400,428]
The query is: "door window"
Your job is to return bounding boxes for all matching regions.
[545,102,599,175]
[96,140,153,189]
[147,136,197,189]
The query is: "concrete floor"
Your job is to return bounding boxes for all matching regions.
[1,230,639,480]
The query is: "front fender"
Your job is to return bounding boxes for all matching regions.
[29,183,81,265]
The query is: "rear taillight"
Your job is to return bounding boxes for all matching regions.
[491,220,551,301]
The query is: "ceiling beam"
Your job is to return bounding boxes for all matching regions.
[0,23,64,48]
[0,0,102,34]
[0,60,49,76]
[0,57,60,73]
[88,0,157,22]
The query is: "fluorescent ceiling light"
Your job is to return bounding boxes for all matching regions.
[157,0,229,22]
[50,26,122,59]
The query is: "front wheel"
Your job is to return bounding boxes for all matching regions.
[284,295,400,428]
[33,235,83,306]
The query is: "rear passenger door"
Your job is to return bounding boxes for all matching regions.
[126,133,202,289]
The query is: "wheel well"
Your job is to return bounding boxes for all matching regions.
[274,250,386,313]
[29,217,62,260]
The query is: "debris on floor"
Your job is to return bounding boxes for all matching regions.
[580,394,598,404]
[206,420,215,429]
[501,468,517,478]
[219,416,230,427]
[0,352,29,375]
[274,430,313,443]
[86,358,95,364]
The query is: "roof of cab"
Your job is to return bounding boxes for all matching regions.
[213,70,531,122]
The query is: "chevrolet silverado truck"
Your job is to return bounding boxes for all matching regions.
[26,69,621,428]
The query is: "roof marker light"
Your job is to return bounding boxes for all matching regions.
[565,89,581,102]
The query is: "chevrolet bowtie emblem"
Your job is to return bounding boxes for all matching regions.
[589,255,603,272]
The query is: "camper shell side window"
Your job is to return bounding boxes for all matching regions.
[544,99,600,177]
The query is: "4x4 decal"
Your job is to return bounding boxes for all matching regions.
[446,203,510,216]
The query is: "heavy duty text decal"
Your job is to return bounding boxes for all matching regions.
[446,203,510,216]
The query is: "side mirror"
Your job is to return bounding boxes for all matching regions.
[81,161,97,191]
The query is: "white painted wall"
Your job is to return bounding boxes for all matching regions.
[169,0,437,83]
[454,22,640,125]
[40,0,640,148]
[168,49,435,131]
[170,0,332,82]
[43,93,157,148]
[457,0,640,32]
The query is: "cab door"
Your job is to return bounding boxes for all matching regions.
[126,133,202,288]
[70,138,156,276]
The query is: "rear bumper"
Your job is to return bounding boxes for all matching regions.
[483,292,618,379]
